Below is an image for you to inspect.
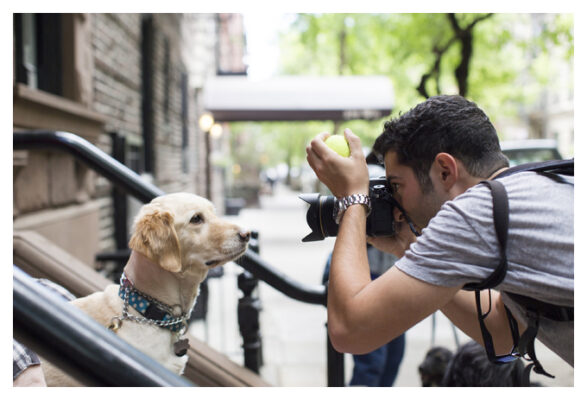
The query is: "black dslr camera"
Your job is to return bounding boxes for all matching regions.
[300,178,398,242]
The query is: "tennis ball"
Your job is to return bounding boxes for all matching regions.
[325,135,350,157]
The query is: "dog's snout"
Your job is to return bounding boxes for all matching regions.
[239,230,251,243]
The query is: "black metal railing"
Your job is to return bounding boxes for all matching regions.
[13,266,193,386]
[13,130,344,386]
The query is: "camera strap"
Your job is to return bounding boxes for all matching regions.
[384,194,421,237]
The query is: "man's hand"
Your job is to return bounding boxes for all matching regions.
[367,204,418,258]
[306,128,369,198]
[367,219,417,259]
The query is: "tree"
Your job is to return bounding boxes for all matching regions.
[279,13,573,120]
[417,13,494,98]
[226,13,573,188]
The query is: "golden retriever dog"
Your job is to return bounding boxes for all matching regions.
[42,193,250,386]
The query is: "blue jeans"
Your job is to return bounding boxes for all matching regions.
[322,256,406,386]
[349,332,405,386]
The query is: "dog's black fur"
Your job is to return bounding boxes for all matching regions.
[418,346,454,387]
[438,341,535,387]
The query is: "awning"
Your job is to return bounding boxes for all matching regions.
[202,75,394,122]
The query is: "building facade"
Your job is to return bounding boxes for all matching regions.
[13,13,245,270]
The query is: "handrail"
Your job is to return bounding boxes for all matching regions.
[13,130,334,385]
[13,130,327,306]
[14,130,164,202]
[236,249,326,305]
[13,266,193,387]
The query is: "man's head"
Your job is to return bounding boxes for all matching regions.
[372,95,509,229]
[373,95,508,192]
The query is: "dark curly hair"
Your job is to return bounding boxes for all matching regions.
[373,95,509,192]
[441,341,528,387]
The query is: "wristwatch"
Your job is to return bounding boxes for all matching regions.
[333,194,372,224]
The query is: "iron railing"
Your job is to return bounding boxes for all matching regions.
[13,266,193,386]
[13,130,344,386]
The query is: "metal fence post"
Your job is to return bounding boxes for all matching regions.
[326,324,345,387]
[237,231,263,373]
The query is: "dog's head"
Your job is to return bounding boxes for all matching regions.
[418,346,453,387]
[441,341,530,387]
[128,193,250,273]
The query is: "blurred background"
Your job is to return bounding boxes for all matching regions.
[12,12,573,387]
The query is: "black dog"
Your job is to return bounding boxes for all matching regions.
[418,346,454,387]
[441,341,534,386]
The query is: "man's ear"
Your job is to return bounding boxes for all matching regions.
[432,153,458,190]
[128,204,182,273]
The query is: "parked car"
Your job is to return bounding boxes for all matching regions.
[500,139,563,166]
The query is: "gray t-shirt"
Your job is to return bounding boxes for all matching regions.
[395,171,574,365]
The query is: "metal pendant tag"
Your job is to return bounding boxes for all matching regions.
[108,317,122,332]
[174,338,190,357]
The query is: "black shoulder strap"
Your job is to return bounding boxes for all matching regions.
[461,170,573,382]
[462,180,509,291]
[495,158,574,179]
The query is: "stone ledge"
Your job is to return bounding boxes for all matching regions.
[13,83,106,143]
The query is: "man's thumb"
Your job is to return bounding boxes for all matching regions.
[343,128,363,157]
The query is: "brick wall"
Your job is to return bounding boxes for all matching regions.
[90,13,144,251]
[13,12,231,266]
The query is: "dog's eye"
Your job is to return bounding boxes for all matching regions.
[190,214,204,224]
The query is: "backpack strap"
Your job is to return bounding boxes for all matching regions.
[462,180,509,291]
[495,158,574,179]
[463,178,569,382]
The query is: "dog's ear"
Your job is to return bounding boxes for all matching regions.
[128,204,182,273]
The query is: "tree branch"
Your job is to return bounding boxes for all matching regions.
[417,38,456,98]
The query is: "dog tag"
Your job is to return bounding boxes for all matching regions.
[174,338,190,357]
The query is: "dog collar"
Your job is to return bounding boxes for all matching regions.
[116,273,188,333]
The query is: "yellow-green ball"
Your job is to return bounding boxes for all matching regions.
[325,135,350,157]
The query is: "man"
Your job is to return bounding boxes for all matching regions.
[305,95,573,370]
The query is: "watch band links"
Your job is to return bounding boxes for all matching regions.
[334,193,371,224]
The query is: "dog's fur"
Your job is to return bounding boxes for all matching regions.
[42,193,249,386]
[418,346,454,387]
[441,340,530,387]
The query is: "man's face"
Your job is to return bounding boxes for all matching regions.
[383,151,446,230]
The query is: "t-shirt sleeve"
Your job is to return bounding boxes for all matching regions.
[395,186,502,288]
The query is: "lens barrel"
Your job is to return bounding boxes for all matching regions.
[299,194,338,242]
[300,178,396,242]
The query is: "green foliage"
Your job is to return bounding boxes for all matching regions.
[278,13,573,119]
[227,13,573,175]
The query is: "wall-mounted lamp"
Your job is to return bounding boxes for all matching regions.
[210,123,223,139]
[198,112,214,132]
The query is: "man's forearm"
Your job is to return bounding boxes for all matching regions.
[327,205,371,337]
[441,290,521,354]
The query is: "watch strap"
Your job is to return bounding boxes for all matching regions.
[333,194,371,224]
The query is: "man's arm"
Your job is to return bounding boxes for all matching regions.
[441,289,522,355]
[306,129,517,355]
[327,204,461,354]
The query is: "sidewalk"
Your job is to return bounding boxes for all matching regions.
[189,183,573,387]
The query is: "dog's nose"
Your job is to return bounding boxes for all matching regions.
[239,230,251,243]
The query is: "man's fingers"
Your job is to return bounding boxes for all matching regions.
[317,131,331,141]
[309,131,333,159]
[306,145,322,171]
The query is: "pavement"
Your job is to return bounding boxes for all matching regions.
[189,183,574,387]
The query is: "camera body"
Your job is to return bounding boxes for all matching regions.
[300,177,396,242]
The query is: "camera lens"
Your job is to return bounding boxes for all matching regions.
[299,193,339,242]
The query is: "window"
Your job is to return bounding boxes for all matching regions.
[14,13,63,96]
[163,36,171,123]
[13,13,104,142]
[181,72,189,173]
